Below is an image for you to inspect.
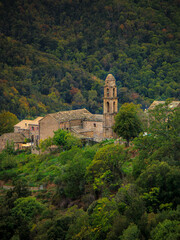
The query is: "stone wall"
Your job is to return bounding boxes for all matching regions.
[83,121,103,139]
[59,119,82,130]
[80,131,94,138]
[103,113,117,138]
[39,115,59,141]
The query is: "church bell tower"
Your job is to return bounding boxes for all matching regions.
[103,74,118,139]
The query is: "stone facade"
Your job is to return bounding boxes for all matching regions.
[14,117,43,143]
[29,123,40,146]
[39,115,59,141]
[103,74,118,138]
[39,109,104,143]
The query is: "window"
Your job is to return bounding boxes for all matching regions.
[113,88,115,97]
[107,102,109,113]
[94,123,96,127]
[113,102,116,112]
[107,88,109,97]
[32,126,34,131]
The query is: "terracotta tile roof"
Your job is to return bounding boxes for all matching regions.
[49,108,103,123]
[0,133,26,142]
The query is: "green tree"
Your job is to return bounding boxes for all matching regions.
[142,187,160,213]
[136,161,180,208]
[0,111,19,135]
[151,219,180,240]
[86,144,129,197]
[53,129,82,150]
[113,103,143,146]
[62,152,91,198]
[89,198,118,240]
[120,223,140,240]
[39,137,54,152]
[133,104,180,178]
[5,180,31,209]
[55,147,92,199]
[11,196,45,222]
[53,129,70,147]
[115,184,145,224]
[66,209,91,240]
[11,196,46,240]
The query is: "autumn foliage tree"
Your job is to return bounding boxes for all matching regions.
[0,111,19,135]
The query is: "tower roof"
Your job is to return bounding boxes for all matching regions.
[105,74,115,81]
[105,74,116,86]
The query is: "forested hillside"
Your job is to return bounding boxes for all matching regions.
[0,104,179,240]
[0,0,180,118]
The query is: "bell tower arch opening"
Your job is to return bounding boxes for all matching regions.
[107,101,110,113]
[113,88,115,97]
[107,88,109,97]
[113,101,115,112]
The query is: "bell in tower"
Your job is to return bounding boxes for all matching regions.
[103,74,118,139]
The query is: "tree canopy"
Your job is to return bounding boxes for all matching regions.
[0,111,19,136]
[113,103,143,146]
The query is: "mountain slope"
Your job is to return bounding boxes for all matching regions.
[0,0,179,118]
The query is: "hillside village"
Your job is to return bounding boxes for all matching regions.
[0,74,179,153]
[0,1,180,239]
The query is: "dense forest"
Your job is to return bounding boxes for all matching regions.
[0,0,180,119]
[0,103,179,240]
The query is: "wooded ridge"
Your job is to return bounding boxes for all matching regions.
[0,0,179,119]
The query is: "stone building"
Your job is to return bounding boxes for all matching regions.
[28,117,43,145]
[39,108,103,143]
[39,74,118,143]
[12,74,118,151]
[14,117,43,143]
[0,132,26,151]
[14,120,32,138]
[103,74,118,138]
